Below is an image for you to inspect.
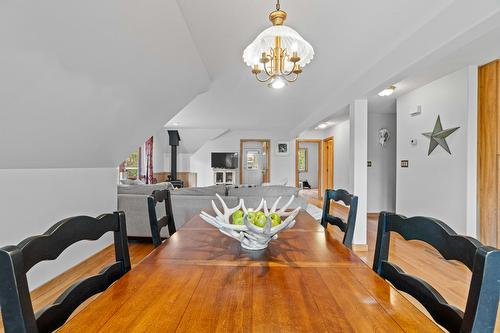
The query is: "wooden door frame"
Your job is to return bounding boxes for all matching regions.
[240,139,271,184]
[295,139,322,194]
[478,60,500,246]
[321,136,334,197]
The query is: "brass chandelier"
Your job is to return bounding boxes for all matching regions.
[243,0,314,89]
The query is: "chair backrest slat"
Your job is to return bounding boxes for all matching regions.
[0,211,131,333]
[320,189,358,248]
[382,214,482,270]
[19,215,119,273]
[380,261,464,332]
[148,189,176,247]
[35,262,123,333]
[373,212,500,333]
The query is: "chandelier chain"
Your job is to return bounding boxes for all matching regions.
[276,0,280,11]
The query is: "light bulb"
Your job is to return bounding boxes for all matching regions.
[268,76,286,89]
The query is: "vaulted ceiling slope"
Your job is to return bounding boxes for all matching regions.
[0,0,209,169]
[171,0,500,136]
[3,1,500,170]
[156,128,228,154]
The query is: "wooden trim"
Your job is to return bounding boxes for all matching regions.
[240,139,271,184]
[295,139,322,193]
[154,172,197,188]
[478,60,499,247]
[352,244,369,252]
[321,136,334,196]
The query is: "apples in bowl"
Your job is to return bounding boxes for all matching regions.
[200,194,300,250]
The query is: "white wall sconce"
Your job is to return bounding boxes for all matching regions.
[410,105,422,117]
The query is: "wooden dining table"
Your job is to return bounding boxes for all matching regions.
[59,211,441,332]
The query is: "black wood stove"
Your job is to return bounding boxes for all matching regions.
[167,130,184,188]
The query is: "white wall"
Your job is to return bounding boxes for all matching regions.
[190,130,294,187]
[0,168,117,289]
[367,113,397,212]
[297,121,351,192]
[298,142,319,188]
[153,133,192,173]
[0,0,209,169]
[324,120,351,192]
[396,67,477,235]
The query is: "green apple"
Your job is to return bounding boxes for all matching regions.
[247,211,256,222]
[270,213,281,227]
[254,215,267,227]
[232,210,243,219]
[256,211,265,218]
[232,216,244,225]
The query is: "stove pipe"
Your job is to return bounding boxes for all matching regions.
[167,130,181,181]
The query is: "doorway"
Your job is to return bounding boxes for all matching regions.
[295,139,322,199]
[240,139,270,185]
[322,137,334,196]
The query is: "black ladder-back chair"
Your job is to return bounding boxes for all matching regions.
[373,212,500,333]
[320,189,358,248]
[147,189,176,247]
[0,211,131,333]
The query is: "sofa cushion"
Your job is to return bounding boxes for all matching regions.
[117,182,174,195]
[120,178,144,185]
[241,196,307,210]
[171,185,227,197]
[227,185,298,198]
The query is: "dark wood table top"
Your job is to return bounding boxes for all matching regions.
[59,211,441,332]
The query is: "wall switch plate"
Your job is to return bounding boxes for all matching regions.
[401,160,409,168]
[367,161,372,167]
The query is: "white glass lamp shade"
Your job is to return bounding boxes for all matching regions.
[243,25,314,68]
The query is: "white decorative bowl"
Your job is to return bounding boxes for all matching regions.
[200,194,301,250]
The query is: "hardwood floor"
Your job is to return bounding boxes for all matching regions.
[0,242,155,333]
[308,195,500,331]
[1,199,498,332]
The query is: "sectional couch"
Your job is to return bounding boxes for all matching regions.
[118,183,309,239]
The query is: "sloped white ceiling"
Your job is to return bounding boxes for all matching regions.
[0,0,210,169]
[3,0,500,169]
[156,128,228,154]
[172,0,500,136]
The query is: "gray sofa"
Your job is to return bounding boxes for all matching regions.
[118,183,308,239]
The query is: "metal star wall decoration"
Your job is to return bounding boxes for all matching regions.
[422,115,459,155]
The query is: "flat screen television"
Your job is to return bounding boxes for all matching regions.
[211,152,238,169]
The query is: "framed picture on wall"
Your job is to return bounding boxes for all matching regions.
[298,147,308,172]
[276,141,289,156]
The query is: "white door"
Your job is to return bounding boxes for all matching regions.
[243,147,264,185]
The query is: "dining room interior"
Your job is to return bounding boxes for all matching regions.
[2,0,500,332]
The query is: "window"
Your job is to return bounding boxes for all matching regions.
[123,148,141,179]
[246,150,259,170]
[298,148,308,172]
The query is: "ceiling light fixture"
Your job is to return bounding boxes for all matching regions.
[243,0,314,89]
[315,121,335,130]
[378,85,396,97]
